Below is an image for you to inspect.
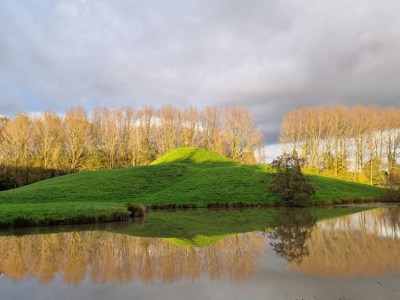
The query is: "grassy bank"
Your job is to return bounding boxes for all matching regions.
[0,207,368,247]
[0,147,383,228]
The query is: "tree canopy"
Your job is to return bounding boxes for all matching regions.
[269,152,315,207]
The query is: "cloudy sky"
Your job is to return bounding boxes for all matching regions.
[1,0,400,145]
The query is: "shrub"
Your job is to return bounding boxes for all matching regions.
[341,197,353,204]
[12,216,36,228]
[269,152,315,207]
[38,217,60,226]
[179,203,197,209]
[379,187,400,202]
[127,204,148,217]
[353,198,364,204]
[362,197,374,203]
[322,200,333,207]
[64,215,96,225]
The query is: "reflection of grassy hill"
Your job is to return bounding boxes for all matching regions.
[0,207,368,248]
[110,207,368,247]
[166,234,230,247]
[0,147,382,227]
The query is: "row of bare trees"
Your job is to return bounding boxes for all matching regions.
[280,105,400,185]
[0,106,263,189]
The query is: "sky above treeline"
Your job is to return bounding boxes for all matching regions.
[1,0,400,146]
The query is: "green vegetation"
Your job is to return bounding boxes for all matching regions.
[0,147,383,228]
[0,106,262,189]
[269,152,315,207]
[150,147,232,165]
[165,235,230,247]
[379,187,400,203]
[0,207,368,247]
[118,207,368,247]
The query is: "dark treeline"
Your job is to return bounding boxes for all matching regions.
[280,105,400,186]
[0,106,263,189]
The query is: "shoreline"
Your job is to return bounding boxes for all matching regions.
[0,199,395,230]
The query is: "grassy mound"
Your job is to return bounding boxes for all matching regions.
[150,147,232,165]
[0,147,383,227]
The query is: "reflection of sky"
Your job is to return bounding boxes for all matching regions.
[1,251,399,300]
[319,208,400,239]
[1,207,400,299]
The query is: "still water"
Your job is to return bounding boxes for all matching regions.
[0,206,399,300]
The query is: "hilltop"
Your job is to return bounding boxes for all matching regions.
[0,147,383,227]
[150,147,232,165]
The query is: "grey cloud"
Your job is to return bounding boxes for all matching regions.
[1,0,400,144]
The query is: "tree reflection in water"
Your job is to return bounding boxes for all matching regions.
[268,209,316,264]
[1,207,400,285]
[386,205,400,232]
[0,231,267,285]
[292,206,400,276]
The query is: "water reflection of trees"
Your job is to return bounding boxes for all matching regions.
[268,209,316,264]
[385,206,400,232]
[292,207,400,276]
[0,231,267,285]
[1,207,400,284]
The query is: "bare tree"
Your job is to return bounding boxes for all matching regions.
[32,111,63,170]
[280,104,400,185]
[0,114,32,186]
[137,107,156,165]
[116,106,135,168]
[182,106,201,147]
[157,105,182,154]
[200,106,221,152]
[63,107,90,172]
[221,106,263,163]
[280,109,303,154]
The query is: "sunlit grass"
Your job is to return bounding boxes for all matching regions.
[0,147,383,227]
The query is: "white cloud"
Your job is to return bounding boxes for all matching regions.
[1,0,400,143]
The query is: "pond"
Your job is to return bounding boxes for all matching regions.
[0,206,399,300]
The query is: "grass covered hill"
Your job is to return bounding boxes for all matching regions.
[0,147,383,227]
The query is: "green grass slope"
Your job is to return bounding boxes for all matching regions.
[0,147,383,227]
[150,147,232,165]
